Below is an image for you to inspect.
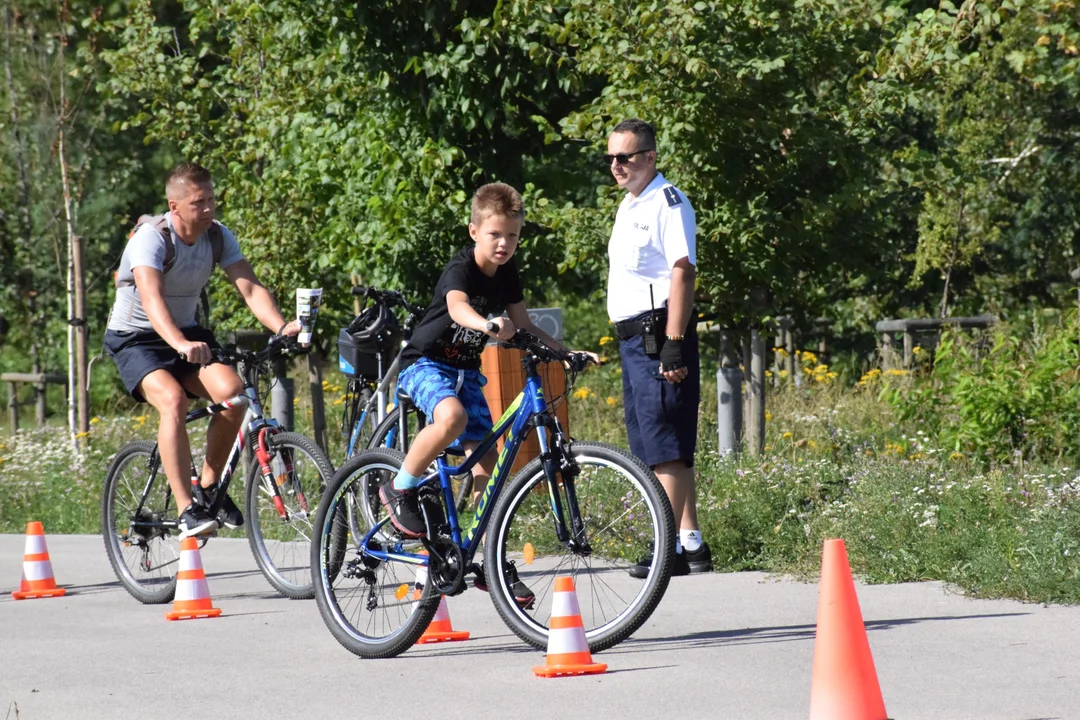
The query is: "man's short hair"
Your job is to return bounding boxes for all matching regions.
[612,119,657,150]
[471,182,525,225]
[166,162,213,201]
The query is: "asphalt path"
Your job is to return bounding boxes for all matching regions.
[0,534,1077,720]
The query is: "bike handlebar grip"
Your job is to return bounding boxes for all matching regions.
[351,286,368,296]
[486,321,499,333]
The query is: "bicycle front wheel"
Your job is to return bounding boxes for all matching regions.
[102,440,180,605]
[484,441,675,652]
[245,431,335,599]
[311,448,440,658]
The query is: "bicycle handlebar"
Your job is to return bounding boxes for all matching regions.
[485,321,596,373]
[350,285,425,319]
[180,333,309,367]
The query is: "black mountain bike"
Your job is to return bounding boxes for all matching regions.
[102,335,334,602]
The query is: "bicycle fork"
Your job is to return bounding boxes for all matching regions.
[249,419,308,520]
[539,427,591,555]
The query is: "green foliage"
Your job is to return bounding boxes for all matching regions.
[884,313,1080,463]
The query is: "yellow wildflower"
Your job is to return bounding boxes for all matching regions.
[912,346,922,356]
[799,351,818,366]
[778,369,789,379]
[90,417,101,425]
[807,439,817,449]
[765,411,773,422]
[75,431,90,439]
[886,442,903,455]
[773,347,789,357]
[573,387,592,400]
[949,451,964,461]
[782,431,793,440]
[605,396,617,406]
[599,336,613,346]
[765,370,773,378]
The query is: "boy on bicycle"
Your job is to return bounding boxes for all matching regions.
[104,163,300,538]
[381,182,594,606]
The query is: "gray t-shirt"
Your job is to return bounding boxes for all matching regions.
[108,215,244,332]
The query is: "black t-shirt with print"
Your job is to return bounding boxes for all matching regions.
[400,246,525,372]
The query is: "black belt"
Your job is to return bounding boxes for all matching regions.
[615,311,666,341]
[615,309,698,341]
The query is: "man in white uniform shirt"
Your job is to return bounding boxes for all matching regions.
[605,119,712,576]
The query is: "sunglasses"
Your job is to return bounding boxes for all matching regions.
[602,148,654,166]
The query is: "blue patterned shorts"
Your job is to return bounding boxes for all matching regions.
[397,357,493,444]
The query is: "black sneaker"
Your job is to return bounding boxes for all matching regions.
[178,504,218,538]
[205,483,244,529]
[378,482,427,537]
[628,547,695,578]
[472,562,536,609]
[685,542,713,573]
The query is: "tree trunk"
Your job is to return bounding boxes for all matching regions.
[56,1,89,442]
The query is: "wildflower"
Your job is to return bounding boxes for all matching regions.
[799,351,818,366]
[605,396,617,406]
[778,369,789,379]
[773,347,788,357]
[90,417,100,425]
[884,369,910,377]
[782,432,793,439]
[765,370,773,378]
[807,439,817,450]
[599,336,613,346]
[949,451,964,461]
[573,387,592,400]
[765,411,773,422]
[912,346,922,356]
[74,431,90,439]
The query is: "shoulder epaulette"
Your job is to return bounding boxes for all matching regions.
[663,187,682,207]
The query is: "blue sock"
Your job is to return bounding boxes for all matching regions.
[392,468,421,491]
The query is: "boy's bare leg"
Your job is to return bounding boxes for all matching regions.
[400,397,467,478]
[138,370,196,513]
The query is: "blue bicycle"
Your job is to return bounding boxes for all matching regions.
[311,329,676,658]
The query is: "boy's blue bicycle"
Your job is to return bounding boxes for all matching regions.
[311,328,676,658]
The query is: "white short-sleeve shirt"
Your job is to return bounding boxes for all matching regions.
[108,214,244,332]
[606,172,697,322]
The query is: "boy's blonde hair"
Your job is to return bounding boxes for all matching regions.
[470,182,524,225]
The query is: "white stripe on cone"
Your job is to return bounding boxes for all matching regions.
[546,626,588,655]
[179,548,204,572]
[23,560,54,582]
[175,578,210,602]
[23,534,47,555]
[552,588,581,619]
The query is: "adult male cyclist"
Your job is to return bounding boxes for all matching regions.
[104,162,300,538]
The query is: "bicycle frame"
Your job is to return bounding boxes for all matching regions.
[360,360,580,573]
[130,365,301,535]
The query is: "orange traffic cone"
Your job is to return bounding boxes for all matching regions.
[533,576,607,678]
[413,561,470,644]
[808,539,888,720]
[12,521,66,600]
[165,537,222,621]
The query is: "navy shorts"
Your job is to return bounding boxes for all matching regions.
[103,325,221,403]
[619,328,700,467]
[398,357,494,445]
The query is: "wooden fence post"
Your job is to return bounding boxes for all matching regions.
[6,381,17,433]
[307,352,328,455]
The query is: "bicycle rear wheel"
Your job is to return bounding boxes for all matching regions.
[484,441,675,652]
[245,431,335,599]
[311,448,440,658]
[102,440,180,605]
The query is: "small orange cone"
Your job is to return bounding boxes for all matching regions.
[413,561,470,644]
[165,537,222,621]
[12,521,66,600]
[808,539,888,720]
[533,576,607,678]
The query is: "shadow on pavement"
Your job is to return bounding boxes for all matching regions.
[605,612,1030,654]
